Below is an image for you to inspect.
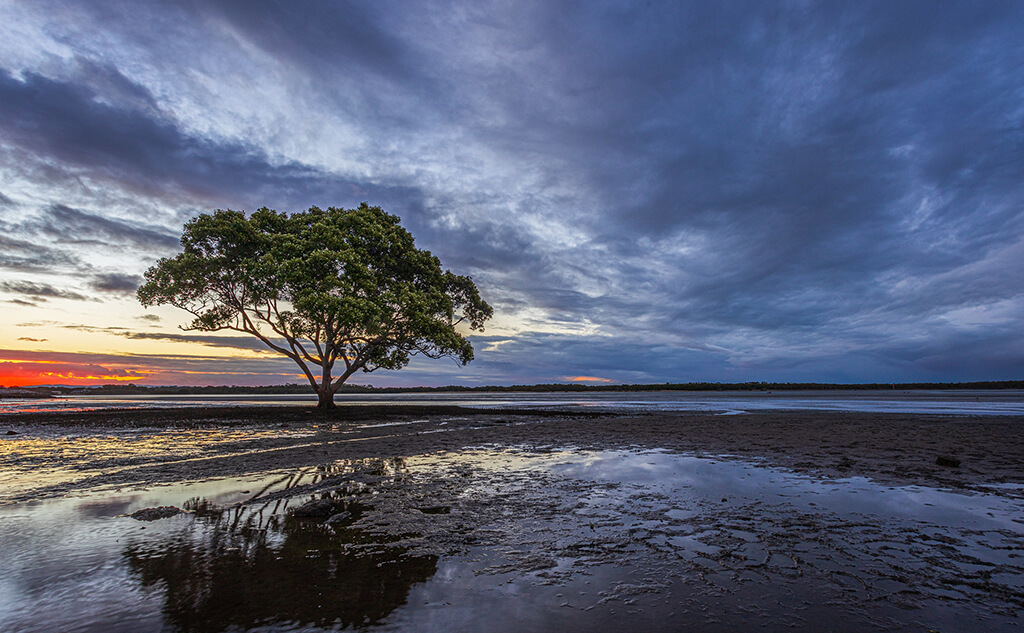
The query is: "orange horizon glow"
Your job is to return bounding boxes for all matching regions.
[0,348,310,388]
[0,361,307,388]
[563,375,613,383]
[0,365,149,387]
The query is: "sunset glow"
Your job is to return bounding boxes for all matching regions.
[0,358,144,387]
[0,350,307,388]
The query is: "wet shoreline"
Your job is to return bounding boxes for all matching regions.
[1,407,1023,631]
[2,406,1022,500]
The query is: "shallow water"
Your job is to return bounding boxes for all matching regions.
[0,425,317,500]
[1,448,1021,632]
[4,389,1024,415]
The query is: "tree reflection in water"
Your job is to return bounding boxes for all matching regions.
[122,459,437,632]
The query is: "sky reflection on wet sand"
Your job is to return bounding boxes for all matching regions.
[1,445,1021,632]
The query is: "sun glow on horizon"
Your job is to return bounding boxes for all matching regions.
[0,358,149,387]
[0,349,311,388]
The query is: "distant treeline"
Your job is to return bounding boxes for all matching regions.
[3,380,1024,397]
[335,380,1024,393]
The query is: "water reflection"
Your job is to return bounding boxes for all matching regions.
[3,448,1022,632]
[120,458,434,632]
[0,457,437,633]
[124,508,437,632]
[0,426,317,501]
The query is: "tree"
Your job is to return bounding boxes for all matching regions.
[138,204,492,408]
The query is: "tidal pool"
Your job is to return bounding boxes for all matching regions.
[0,448,1021,632]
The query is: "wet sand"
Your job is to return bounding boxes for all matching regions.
[2,406,1023,632]
[2,406,1022,499]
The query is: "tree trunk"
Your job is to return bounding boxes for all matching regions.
[316,389,335,409]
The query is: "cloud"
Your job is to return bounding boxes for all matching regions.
[51,323,282,352]
[37,205,180,250]
[0,2,1023,383]
[89,272,143,294]
[0,280,91,302]
[0,235,80,272]
[60,324,128,332]
[0,67,419,213]
[118,331,274,352]
[197,0,416,81]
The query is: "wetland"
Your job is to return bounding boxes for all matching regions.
[1,405,1022,632]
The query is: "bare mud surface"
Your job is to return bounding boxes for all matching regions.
[2,406,1022,500]
[1,406,1023,632]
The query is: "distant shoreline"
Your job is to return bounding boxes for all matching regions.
[3,379,1023,398]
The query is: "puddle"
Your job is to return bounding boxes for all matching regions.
[0,449,1022,632]
[541,449,1024,530]
[0,458,433,633]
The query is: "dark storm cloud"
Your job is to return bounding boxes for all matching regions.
[89,273,143,294]
[0,235,80,272]
[440,1,1024,380]
[119,331,276,352]
[57,323,283,352]
[198,0,415,80]
[39,205,179,250]
[512,6,1023,271]
[0,68,410,212]
[72,59,161,114]
[0,280,91,302]
[2,1,1023,382]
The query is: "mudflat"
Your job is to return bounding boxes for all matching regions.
[2,407,1023,632]
[2,406,1021,497]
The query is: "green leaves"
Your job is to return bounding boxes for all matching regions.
[137,204,493,403]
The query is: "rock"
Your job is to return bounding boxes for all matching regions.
[325,511,352,524]
[130,506,182,521]
[291,498,336,518]
[936,455,961,468]
[5,430,18,435]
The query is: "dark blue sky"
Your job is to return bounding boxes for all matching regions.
[1,1,1023,386]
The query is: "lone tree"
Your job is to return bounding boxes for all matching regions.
[138,204,492,408]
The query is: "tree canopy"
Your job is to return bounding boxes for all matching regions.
[138,204,492,407]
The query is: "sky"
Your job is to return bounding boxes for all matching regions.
[1,1,1023,388]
